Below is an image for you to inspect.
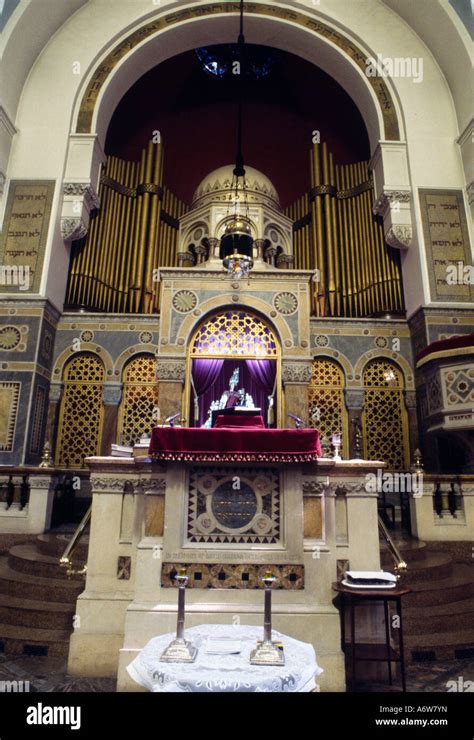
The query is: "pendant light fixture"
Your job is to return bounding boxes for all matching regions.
[221,0,254,280]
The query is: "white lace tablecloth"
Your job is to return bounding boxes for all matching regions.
[127,624,323,692]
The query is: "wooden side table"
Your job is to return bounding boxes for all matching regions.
[333,581,411,692]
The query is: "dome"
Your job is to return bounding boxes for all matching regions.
[191,164,280,210]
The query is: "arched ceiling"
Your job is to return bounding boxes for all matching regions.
[0,0,470,136]
[104,46,370,207]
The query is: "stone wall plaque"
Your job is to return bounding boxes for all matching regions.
[0,180,55,294]
[419,189,474,303]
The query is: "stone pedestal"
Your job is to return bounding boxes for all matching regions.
[67,457,382,693]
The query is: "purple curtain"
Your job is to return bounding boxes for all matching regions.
[192,359,224,425]
[245,359,276,395]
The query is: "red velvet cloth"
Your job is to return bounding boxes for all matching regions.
[149,425,321,462]
[416,332,474,362]
[214,414,265,428]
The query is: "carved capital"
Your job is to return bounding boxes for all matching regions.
[61,217,88,242]
[135,478,166,494]
[373,190,411,217]
[344,389,365,410]
[48,383,63,403]
[91,477,136,492]
[282,362,312,384]
[385,224,413,250]
[102,383,123,405]
[156,359,186,382]
[63,182,100,210]
[404,389,417,410]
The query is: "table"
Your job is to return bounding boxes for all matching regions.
[149,425,321,462]
[126,624,323,692]
[333,582,411,692]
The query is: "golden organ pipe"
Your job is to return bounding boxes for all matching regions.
[311,144,325,315]
[345,165,359,315]
[123,160,138,313]
[130,148,147,312]
[357,162,373,314]
[329,151,341,314]
[107,158,124,311]
[353,163,368,315]
[118,160,132,312]
[345,166,358,317]
[116,159,130,312]
[336,165,348,317]
[144,143,162,312]
[92,156,114,308]
[85,158,109,307]
[102,155,120,309]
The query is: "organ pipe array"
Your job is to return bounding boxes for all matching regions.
[66,140,404,318]
[66,141,187,314]
[285,142,404,317]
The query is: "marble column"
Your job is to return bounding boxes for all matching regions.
[101,384,123,454]
[344,389,365,460]
[404,389,419,465]
[282,362,313,426]
[155,359,186,423]
[45,382,63,461]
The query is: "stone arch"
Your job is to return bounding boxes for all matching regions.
[117,352,159,447]
[73,3,402,149]
[313,348,354,381]
[353,350,414,390]
[114,344,158,378]
[175,295,293,352]
[55,351,106,466]
[52,343,114,381]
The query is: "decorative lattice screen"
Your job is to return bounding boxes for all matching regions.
[308,360,347,455]
[118,354,158,446]
[362,360,408,470]
[57,353,104,466]
[191,310,278,357]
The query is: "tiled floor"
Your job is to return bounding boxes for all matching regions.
[0,651,472,692]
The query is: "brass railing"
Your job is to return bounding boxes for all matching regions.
[378,515,407,580]
[59,504,91,578]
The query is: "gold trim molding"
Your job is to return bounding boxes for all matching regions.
[76,3,400,140]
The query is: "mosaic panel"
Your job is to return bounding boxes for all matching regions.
[187,467,280,544]
[0,382,20,451]
[161,563,304,590]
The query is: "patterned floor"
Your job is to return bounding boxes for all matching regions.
[0,652,472,692]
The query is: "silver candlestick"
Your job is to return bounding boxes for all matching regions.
[160,568,197,663]
[332,432,342,461]
[250,571,285,666]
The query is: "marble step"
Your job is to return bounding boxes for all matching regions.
[402,564,474,607]
[0,592,75,630]
[399,552,453,583]
[404,596,474,634]
[0,622,71,657]
[8,544,84,581]
[36,533,88,559]
[0,557,83,604]
[380,539,428,565]
[405,627,474,662]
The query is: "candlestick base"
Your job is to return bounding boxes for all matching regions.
[250,640,285,666]
[160,637,198,663]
